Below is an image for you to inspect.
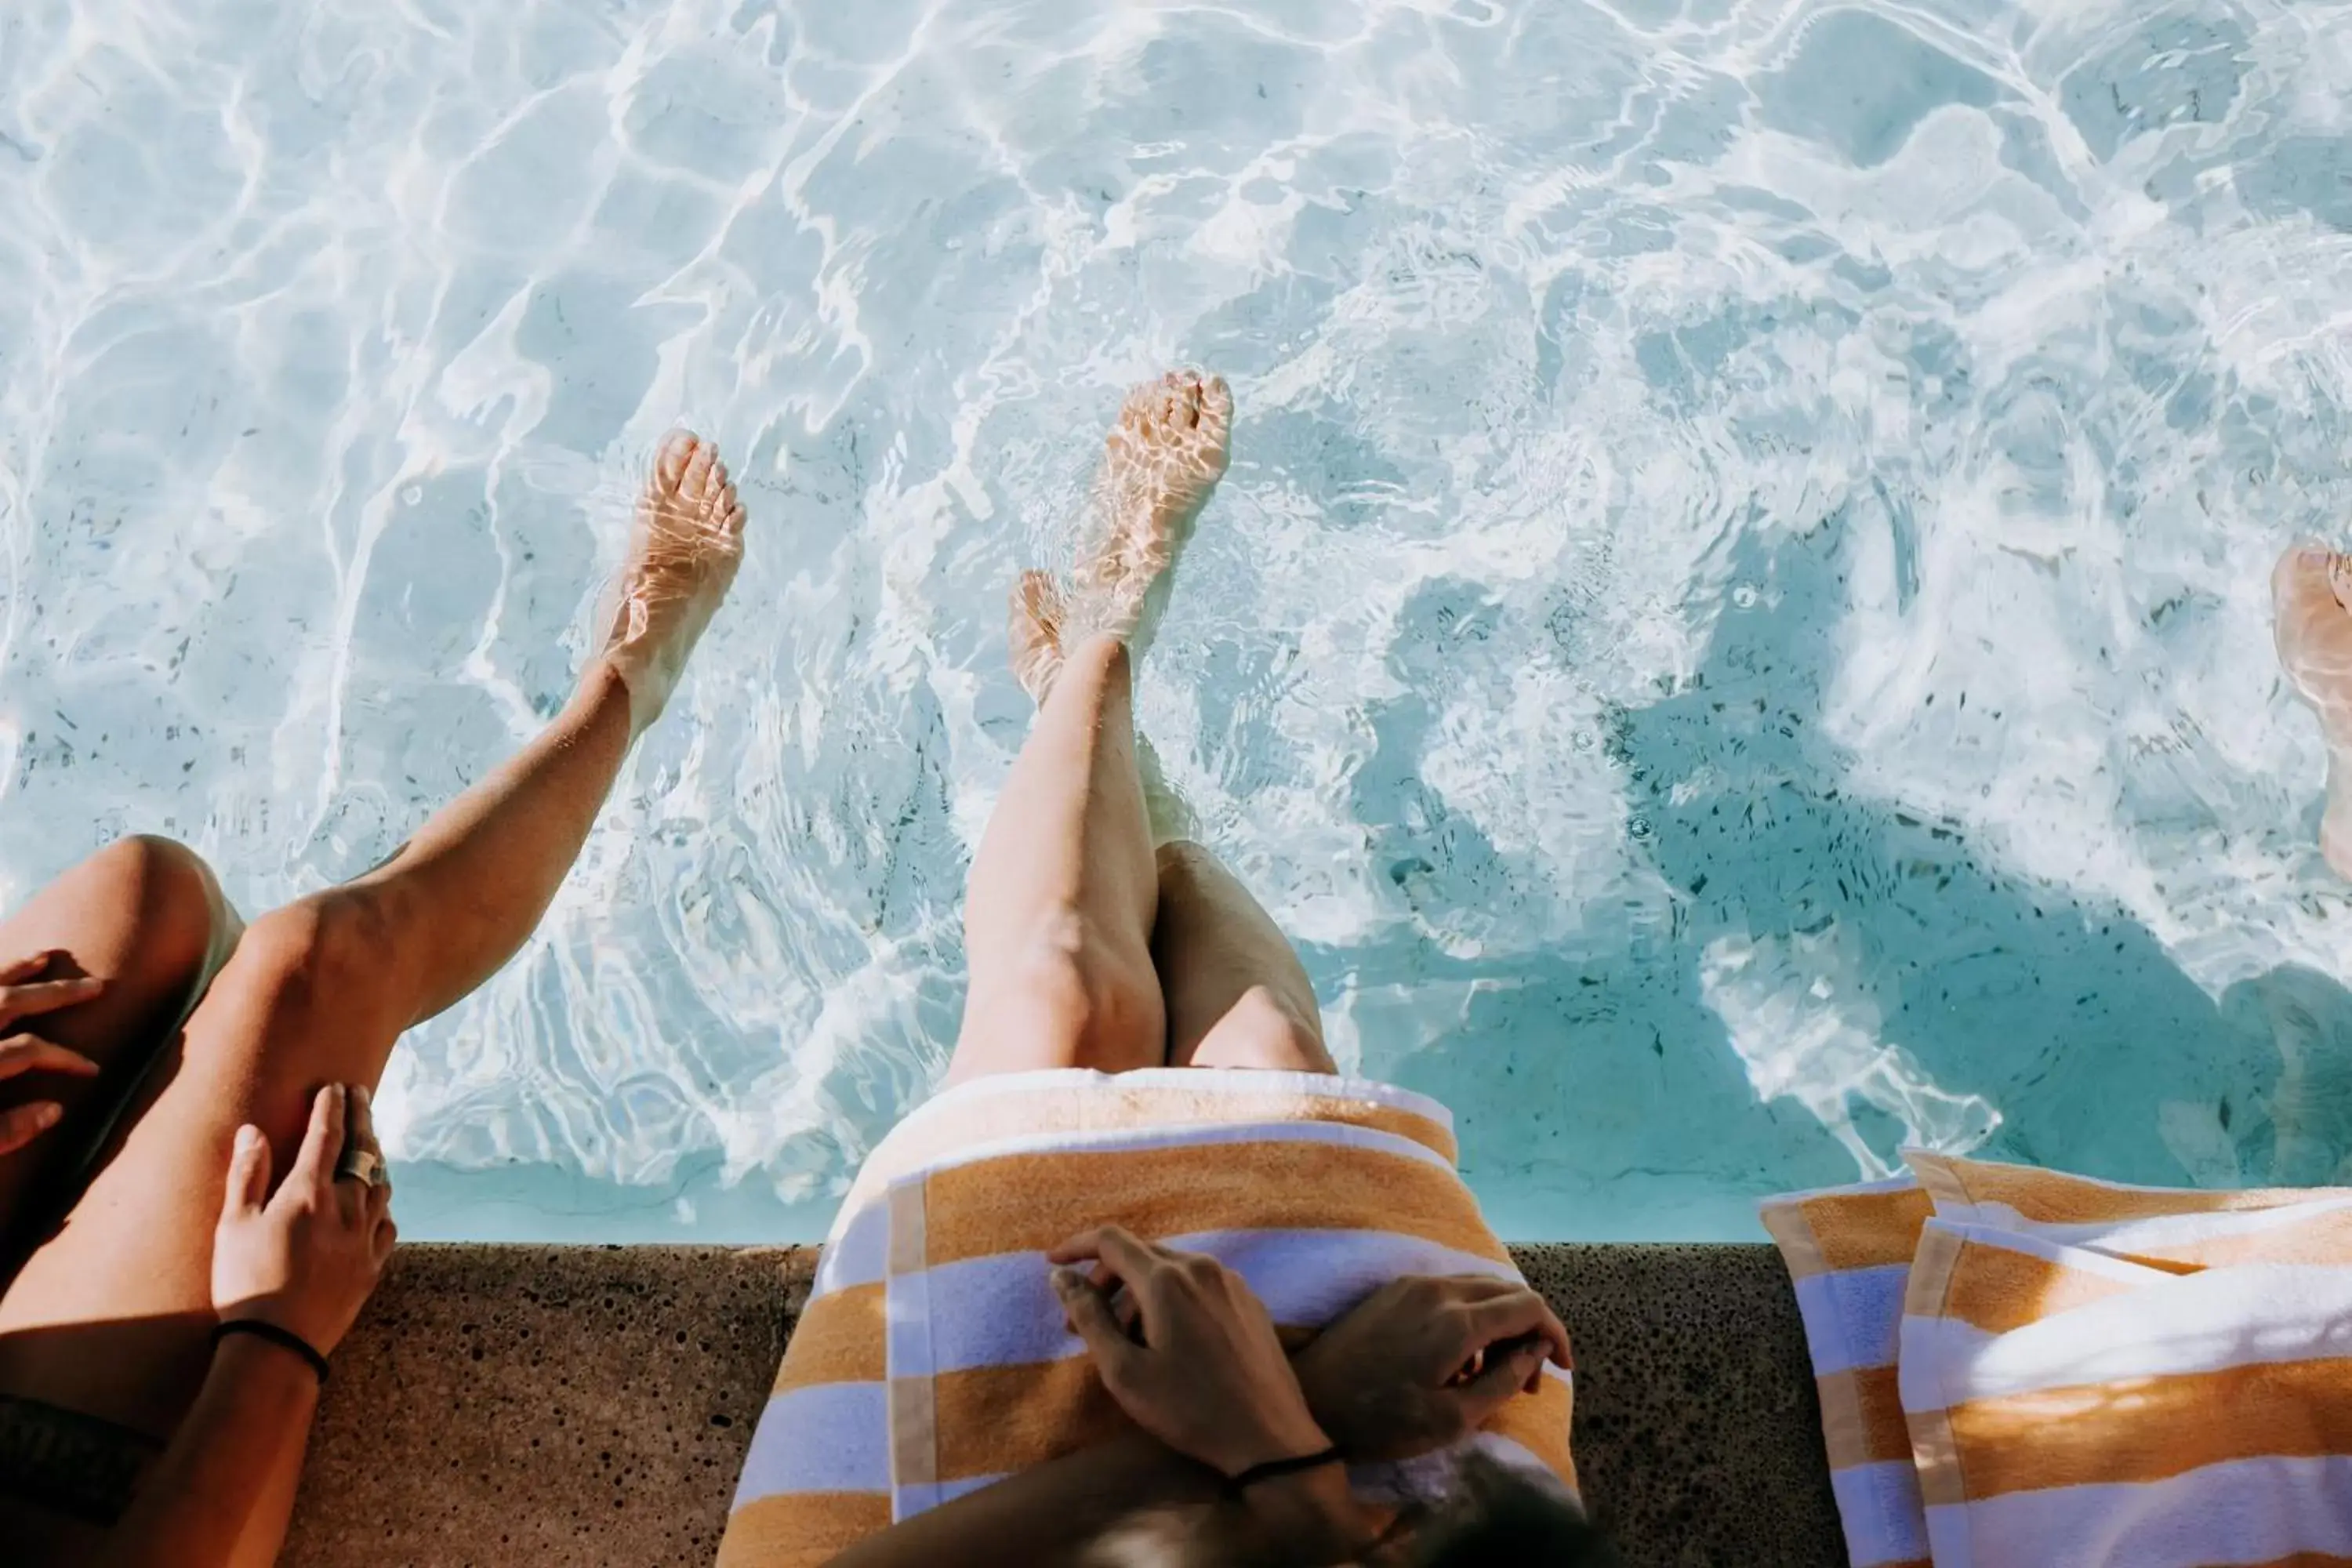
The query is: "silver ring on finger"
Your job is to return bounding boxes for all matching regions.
[336,1148,388,1189]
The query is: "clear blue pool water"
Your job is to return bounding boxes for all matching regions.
[5,0,2352,1243]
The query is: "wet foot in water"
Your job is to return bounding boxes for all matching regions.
[1009,368,1232,702]
[598,430,747,736]
[2274,544,2352,877]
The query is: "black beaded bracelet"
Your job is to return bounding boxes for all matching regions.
[1224,1446,1345,1495]
[212,1319,331,1386]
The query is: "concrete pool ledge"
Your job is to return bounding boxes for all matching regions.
[283,1244,1845,1567]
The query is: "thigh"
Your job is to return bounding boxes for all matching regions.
[0,837,237,1263]
[1151,840,1335,1074]
[0,888,407,1439]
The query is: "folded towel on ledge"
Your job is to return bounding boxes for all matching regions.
[718,1069,1576,1568]
[1763,1156,2352,1568]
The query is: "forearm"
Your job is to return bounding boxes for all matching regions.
[100,1336,321,1568]
[825,1429,1214,1568]
[823,1431,1369,1568]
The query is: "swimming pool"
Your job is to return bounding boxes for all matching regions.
[3,0,2350,1242]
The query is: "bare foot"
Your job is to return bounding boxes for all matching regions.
[2274,544,2352,876]
[1009,368,1232,702]
[1010,569,1069,703]
[598,430,746,735]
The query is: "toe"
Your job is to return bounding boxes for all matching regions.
[2277,544,2352,676]
[657,431,698,488]
[681,437,720,500]
[1171,372,1202,429]
[1014,569,1065,633]
[1198,375,1233,440]
[1122,381,1160,430]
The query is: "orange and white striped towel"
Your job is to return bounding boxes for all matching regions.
[1765,1156,2352,1568]
[1900,1218,2352,1568]
[717,1069,1577,1568]
[1759,1174,1938,1568]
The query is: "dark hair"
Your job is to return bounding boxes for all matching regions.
[1403,1454,1624,1568]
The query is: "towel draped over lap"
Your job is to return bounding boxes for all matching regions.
[717,1069,1578,1568]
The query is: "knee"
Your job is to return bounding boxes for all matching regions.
[1154,839,1217,891]
[1000,907,1165,1062]
[93,834,230,981]
[220,890,394,1024]
[1229,984,1327,1058]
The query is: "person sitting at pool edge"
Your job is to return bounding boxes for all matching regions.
[714,372,1618,1566]
[0,434,748,1564]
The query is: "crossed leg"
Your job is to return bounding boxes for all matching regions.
[0,433,746,1563]
[951,368,1332,1086]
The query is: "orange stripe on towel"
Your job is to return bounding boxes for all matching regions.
[1911,1156,2325,1225]
[774,1283,887,1392]
[1947,1357,2352,1497]
[932,1358,1127,1480]
[920,1141,1506,1269]
[1817,1364,1912,1467]
[1936,1240,2139,1334]
[1777,1185,1936,1276]
[717,1491,892,1568]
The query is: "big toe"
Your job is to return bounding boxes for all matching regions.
[2278,546,2352,653]
[656,430,699,490]
[1197,374,1232,441]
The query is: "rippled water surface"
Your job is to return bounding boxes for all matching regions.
[5,0,2352,1240]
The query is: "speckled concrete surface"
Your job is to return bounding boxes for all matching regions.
[285,1247,804,1568]
[1516,1244,1844,1567]
[285,1243,1838,1567]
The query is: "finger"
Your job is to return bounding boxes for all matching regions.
[285,1083,347,1203]
[372,1214,398,1269]
[1460,1342,1551,1421]
[220,1124,273,1220]
[366,1171,394,1225]
[0,1035,102,1080]
[1051,1265,1139,1377]
[0,1100,64,1156]
[348,1083,381,1155]
[1046,1226,1109,1266]
[1047,1224,1161,1270]
[0,975,106,1022]
[1463,1290,1573,1370]
[0,952,59,985]
[1082,1225,1165,1282]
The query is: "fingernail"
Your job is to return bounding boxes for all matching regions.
[31,1102,60,1131]
[1049,1266,1081,1295]
[353,1084,370,1109]
[235,1125,260,1150]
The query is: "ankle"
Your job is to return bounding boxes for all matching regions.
[576,654,650,739]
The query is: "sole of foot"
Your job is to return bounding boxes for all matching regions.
[600,430,747,737]
[2274,543,2352,877]
[1010,368,1232,703]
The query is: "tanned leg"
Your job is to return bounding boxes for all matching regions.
[947,370,1232,1083]
[0,431,746,1563]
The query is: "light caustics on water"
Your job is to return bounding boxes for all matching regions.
[3,0,2351,1240]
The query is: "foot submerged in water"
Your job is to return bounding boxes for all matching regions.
[599,430,747,735]
[2274,543,2352,877]
[1010,368,1232,702]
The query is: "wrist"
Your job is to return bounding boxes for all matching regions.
[1233,1461,1370,1566]
[1209,1418,1334,1483]
[210,1328,325,1406]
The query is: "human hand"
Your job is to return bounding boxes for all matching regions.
[1291,1276,1572,1461]
[1049,1225,1333,1479]
[212,1083,397,1357]
[0,951,103,1156]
